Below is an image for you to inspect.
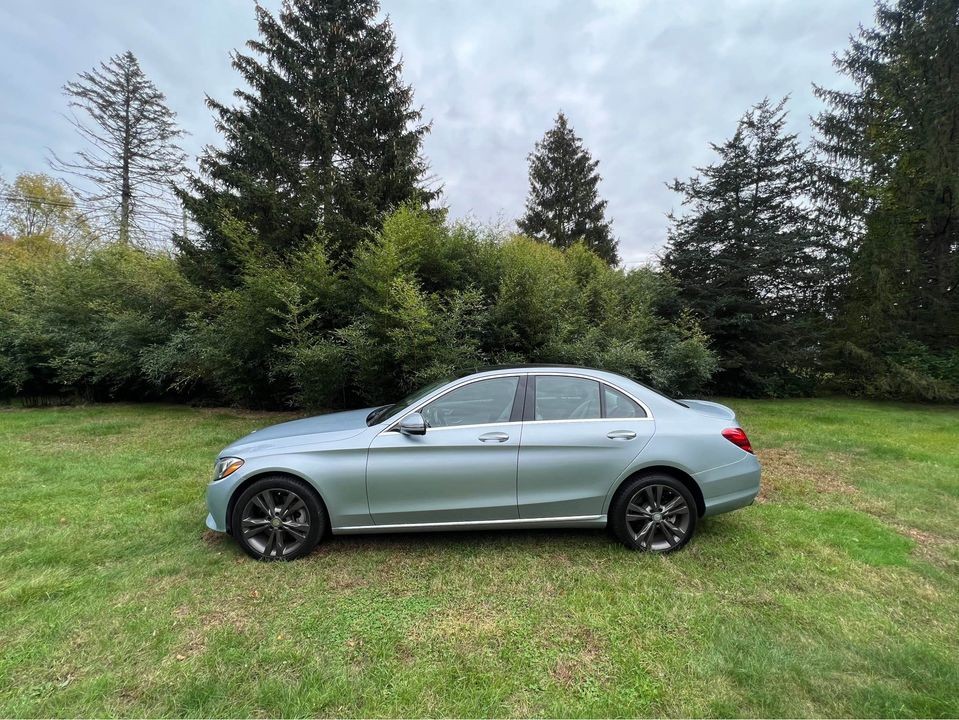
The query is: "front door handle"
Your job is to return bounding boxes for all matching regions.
[478,431,510,443]
[607,430,637,440]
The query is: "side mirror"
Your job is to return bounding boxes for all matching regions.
[398,412,427,436]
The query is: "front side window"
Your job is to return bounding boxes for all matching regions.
[421,376,520,428]
[534,376,601,421]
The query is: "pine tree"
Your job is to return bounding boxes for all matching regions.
[662,97,821,396]
[518,112,618,265]
[812,0,959,358]
[178,0,434,284]
[51,51,185,245]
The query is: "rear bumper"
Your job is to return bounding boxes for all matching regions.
[696,453,761,517]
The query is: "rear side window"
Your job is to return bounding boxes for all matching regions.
[533,376,601,421]
[603,384,647,418]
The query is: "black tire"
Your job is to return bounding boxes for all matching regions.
[609,473,698,552]
[230,475,325,561]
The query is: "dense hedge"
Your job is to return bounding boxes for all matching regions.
[0,208,716,409]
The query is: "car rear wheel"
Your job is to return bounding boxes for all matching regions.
[231,475,325,561]
[610,473,697,552]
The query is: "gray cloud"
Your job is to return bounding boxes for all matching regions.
[0,0,873,264]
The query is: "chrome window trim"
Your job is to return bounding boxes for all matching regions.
[401,421,524,433]
[530,371,653,421]
[523,416,652,425]
[377,370,654,437]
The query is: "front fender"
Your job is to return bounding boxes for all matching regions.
[205,447,372,533]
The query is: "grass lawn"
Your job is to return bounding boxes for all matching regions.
[1,399,958,717]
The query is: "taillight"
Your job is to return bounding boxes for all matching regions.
[722,427,754,454]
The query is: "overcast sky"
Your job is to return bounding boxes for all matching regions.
[0,0,874,264]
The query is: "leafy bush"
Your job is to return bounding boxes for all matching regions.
[0,237,198,402]
[826,340,959,403]
[1,206,717,408]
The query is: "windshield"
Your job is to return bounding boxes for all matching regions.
[365,377,452,426]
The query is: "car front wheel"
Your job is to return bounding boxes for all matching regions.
[610,473,697,552]
[231,475,325,561]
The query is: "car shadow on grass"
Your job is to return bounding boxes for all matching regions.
[203,516,739,561]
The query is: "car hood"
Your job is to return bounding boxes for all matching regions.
[679,399,737,421]
[221,407,377,455]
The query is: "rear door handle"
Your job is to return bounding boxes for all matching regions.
[607,430,637,440]
[478,431,510,443]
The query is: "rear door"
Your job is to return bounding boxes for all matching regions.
[517,374,654,518]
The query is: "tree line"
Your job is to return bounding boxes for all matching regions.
[1,0,957,407]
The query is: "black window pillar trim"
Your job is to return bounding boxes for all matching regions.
[522,375,536,422]
[509,375,528,423]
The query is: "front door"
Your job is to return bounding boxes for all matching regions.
[366,375,524,525]
[517,374,654,518]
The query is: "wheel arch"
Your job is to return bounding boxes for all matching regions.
[225,469,331,535]
[607,465,705,518]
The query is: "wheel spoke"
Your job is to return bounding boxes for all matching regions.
[283,497,306,519]
[643,486,656,506]
[661,496,685,514]
[634,520,654,546]
[252,493,271,515]
[663,520,686,545]
[283,521,309,540]
[626,502,652,522]
[242,517,271,538]
[654,485,663,506]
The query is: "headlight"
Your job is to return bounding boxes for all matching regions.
[213,457,244,481]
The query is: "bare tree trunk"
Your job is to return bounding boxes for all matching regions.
[119,66,132,245]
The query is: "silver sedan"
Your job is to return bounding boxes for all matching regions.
[205,366,761,560]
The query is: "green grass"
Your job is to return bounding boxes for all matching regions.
[1,399,957,717]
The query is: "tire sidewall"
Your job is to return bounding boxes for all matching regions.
[610,473,698,552]
[230,475,325,561]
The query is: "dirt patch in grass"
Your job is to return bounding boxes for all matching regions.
[756,447,858,503]
[201,529,227,546]
[195,407,303,421]
[892,523,957,567]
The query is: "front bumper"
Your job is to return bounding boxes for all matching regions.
[205,473,243,533]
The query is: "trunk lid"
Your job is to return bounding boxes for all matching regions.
[678,399,737,421]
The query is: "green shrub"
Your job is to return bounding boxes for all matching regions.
[0,238,198,402]
[1,206,718,408]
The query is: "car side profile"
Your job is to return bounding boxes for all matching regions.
[205,366,761,560]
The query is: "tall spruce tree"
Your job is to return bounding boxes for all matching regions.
[813,0,959,363]
[51,51,185,245]
[177,0,434,284]
[518,112,618,265]
[662,97,821,396]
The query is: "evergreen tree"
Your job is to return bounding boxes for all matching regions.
[51,51,185,245]
[662,97,821,396]
[518,112,618,265]
[813,0,959,361]
[178,0,434,284]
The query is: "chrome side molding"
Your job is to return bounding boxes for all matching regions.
[334,515,606,534]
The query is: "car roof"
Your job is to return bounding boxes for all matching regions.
[455,363,602,378]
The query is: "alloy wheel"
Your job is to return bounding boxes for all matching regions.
[625,483,691,551]
[240,488,311,559]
